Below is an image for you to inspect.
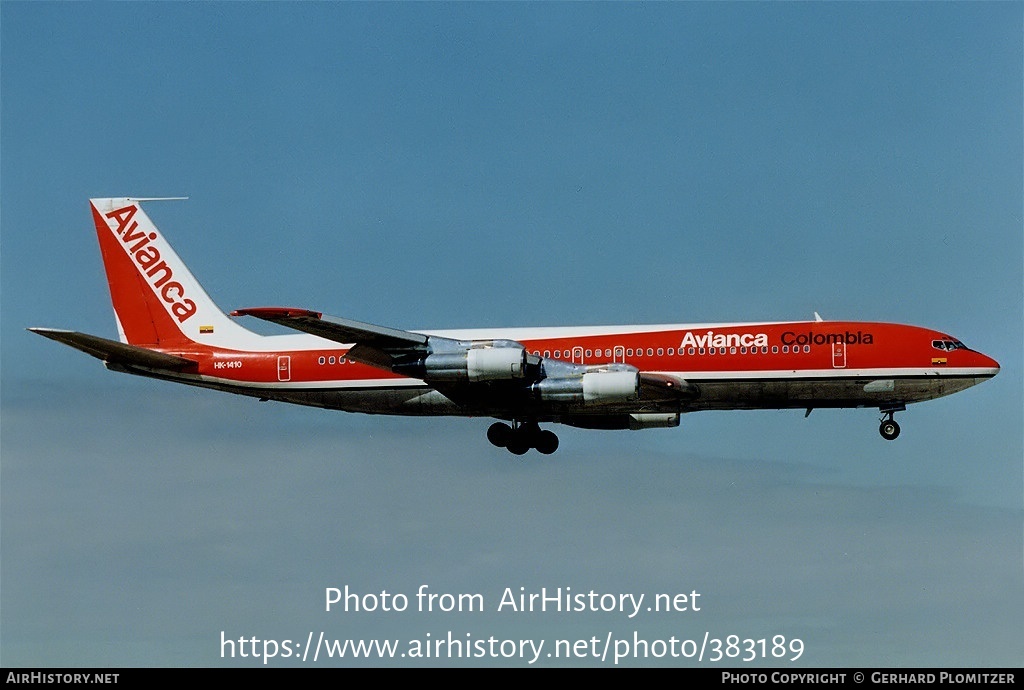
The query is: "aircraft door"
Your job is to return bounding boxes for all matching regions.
[614,346,625,363]
[572,346,584,364]
[278,355,291,381]
[832,342,846,369]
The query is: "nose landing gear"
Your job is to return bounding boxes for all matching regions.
[878,403,906,441]
[879,416,900,441]
[487,421,559,455]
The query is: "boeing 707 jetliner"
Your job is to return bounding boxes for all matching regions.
[30,198,1000,454]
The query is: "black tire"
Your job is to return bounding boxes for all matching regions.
[506,439,530,455]
[487,422,512,448]
[535,430,559,455]
[879,420,901,441]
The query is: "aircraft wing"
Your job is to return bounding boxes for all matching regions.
[230,307,429,368]
[28,328,197,370]
[231,308,699,400]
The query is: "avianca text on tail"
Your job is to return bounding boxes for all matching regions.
[29,198,1000,455]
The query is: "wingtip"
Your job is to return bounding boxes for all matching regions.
[231,307,323,319]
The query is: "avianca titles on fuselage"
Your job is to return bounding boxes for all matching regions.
[29,198,1000,455]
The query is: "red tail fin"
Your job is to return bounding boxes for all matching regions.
[90,198,261,349]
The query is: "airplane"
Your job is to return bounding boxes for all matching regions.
[29,198,1000,455]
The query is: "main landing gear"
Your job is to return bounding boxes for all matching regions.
[487,421,559,455]
[878,403,906,441]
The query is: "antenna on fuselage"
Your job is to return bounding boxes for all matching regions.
[814,311,824,322]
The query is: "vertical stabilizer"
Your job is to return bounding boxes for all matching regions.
[90,198,261,349]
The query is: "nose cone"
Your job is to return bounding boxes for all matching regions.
[972,350,1000,378]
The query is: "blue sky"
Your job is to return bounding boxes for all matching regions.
[2,2,1021,667]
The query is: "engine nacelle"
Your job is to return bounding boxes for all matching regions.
[417,346,528,382]
[628,413,680,429]
[561,412,680,430]
[532,370,639,404]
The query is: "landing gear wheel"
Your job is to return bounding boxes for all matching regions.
[487,422,512,448]
[535,430,559,455]
[879,419,900,441]
[507,424,536,456]
[501,422,536,456]
[489,420,560,455]
[506,437,530,455]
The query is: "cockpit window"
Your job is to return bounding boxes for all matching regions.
[932,339,967,351]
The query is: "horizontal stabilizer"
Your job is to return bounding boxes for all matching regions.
[28,328,197,370]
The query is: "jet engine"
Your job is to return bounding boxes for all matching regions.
[399,346,529,382]
[531,370,639,404]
